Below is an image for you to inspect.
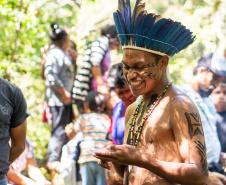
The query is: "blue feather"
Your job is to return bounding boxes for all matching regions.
[135,14,149,46]
[126,0,133,34]
[113,12,124,44]
[118,0,125,21]
[133,11,144,45]
[113,0,196,56]
[123,0,130,33]
[117,10,128,45]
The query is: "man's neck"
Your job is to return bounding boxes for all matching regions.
[189,78,199,92]
[143,77,170,103]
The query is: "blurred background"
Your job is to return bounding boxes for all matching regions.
[0,0,226,178]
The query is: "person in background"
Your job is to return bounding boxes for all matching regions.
[105,63,136,185]
[0,77,28,185]
[67,40,78,74]
[72,25,120,114]
[41,40,77,80]
[212,78,226,172]
[106,63,136,145]
[7,138,51,185]
[44,23,75,183]
[66,91,110,185]
[212,78,226,153]
[104,90,120,118]
[42,39,78,128]
[181,52,226,185]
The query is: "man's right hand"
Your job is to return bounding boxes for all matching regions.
[208,172,226,185]
[65,123,76,140]
[58,88,71,104]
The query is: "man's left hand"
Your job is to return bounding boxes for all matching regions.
[93,144,141,166]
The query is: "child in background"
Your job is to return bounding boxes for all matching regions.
[66,91,110,185]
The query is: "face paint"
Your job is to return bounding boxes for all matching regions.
[122,49,161,97]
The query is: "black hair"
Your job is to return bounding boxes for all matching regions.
[106,63,127,89]
[115,63,127,89]
[193,66,210,75]
[101,25,118,39]
[49,23,67,42]
[85,91,105,113]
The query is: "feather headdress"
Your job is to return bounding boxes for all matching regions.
[113,0,196,56]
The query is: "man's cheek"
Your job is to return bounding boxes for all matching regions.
[141,72,157,80]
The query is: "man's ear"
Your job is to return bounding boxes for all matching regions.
[197,67,206,74]
[159,55,169,71]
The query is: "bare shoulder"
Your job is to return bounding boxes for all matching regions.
[168,85,199,113]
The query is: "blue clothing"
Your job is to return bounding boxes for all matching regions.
[112,101,126,145]
[81,161,106,185]
[0,78,28,180]
[216,111,226,153]
[180,84,221,164]
[0,178,7,185]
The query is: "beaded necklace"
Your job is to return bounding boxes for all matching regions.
[129,82,173,147]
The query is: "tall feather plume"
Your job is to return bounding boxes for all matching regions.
[113,0,196,56]
[118,0,125,20]
[126,0,132,34]
[132,0,146,29]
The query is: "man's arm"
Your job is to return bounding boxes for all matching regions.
[27,157,51,184]
[95,97,208,184]
[91,66,108,95]
[139,97,208,184]
[9,120,27,163]
[7,167,39,185]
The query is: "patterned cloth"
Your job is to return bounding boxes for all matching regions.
[180,84,221,164]
[72,36,110,101]
[74,113,110,164]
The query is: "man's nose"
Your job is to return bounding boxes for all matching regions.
[127,68,137,80]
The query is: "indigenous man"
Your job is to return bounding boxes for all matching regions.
[93,0,208,184]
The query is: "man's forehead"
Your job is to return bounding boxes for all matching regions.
[122,52,155,64]
[123,49,154,58]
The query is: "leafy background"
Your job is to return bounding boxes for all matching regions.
[0,0,226,179]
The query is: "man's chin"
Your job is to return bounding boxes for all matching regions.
[216,105,226,113]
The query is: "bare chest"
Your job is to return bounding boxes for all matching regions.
[125,106,172,145]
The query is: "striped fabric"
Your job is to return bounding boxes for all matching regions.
[72,36,109,101]
[74,113,110,164]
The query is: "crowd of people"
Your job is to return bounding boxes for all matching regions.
[1,0,226,185]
